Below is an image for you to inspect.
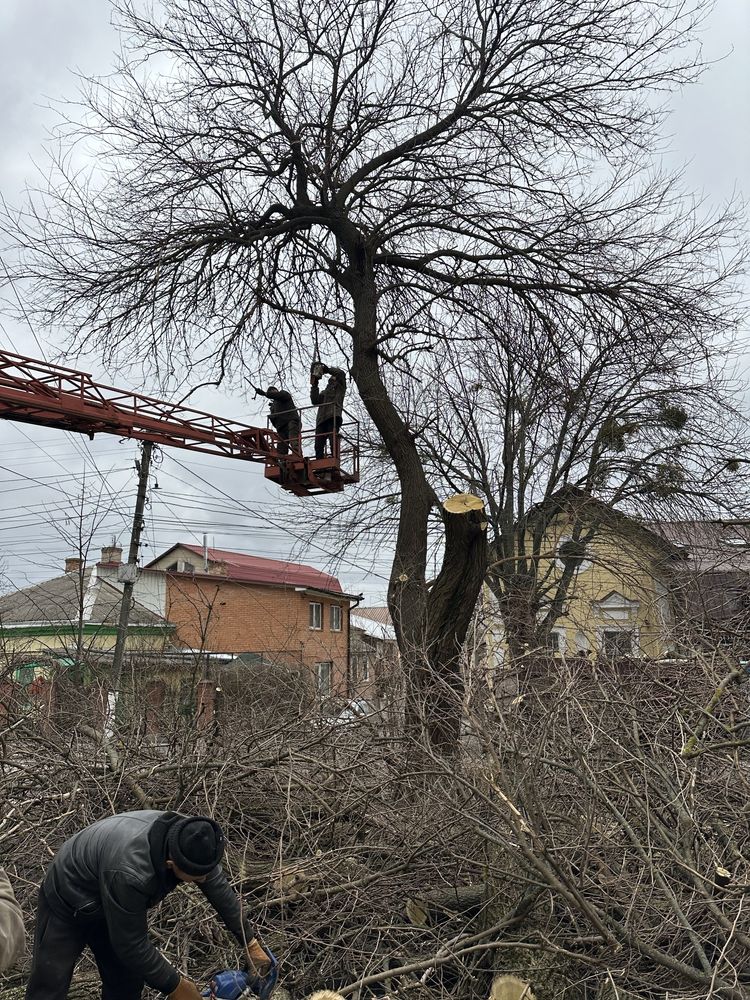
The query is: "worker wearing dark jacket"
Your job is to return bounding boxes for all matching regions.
[310,365,346,460]
[254,384,301,455]
[25,810,271,1000]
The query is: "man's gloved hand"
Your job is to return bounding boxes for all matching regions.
[169,977,203,1000]
[245,942,278,1000]
[245,938,272,976]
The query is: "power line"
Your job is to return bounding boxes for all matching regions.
[164,456,390,585]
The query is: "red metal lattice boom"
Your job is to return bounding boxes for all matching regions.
[0,351,359,496]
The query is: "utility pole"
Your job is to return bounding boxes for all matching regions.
[110,442,153,713]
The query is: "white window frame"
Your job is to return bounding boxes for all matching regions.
[330,604,342,632]
[316,660,333,699]
[362,658,370,682]
[555,536,592,574]
[309,602,322,630]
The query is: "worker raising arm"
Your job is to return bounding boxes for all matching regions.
[310,364,347,461]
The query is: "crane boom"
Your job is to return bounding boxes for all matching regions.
[0,350,276,459]
[0,351,359,496]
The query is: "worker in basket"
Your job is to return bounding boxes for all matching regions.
[253,384,302,456]
[25,811,274,1000]
[310,362,346,460]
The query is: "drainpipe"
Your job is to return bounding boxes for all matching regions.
[347,593,364,699]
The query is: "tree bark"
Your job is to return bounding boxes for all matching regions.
[345,247,435,737]
[344,234,488,752]
[423,494,488,750]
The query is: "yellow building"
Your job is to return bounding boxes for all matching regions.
[538,505,678,659]
[481,492,683,662]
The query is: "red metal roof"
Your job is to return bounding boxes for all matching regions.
[177,544,344,594]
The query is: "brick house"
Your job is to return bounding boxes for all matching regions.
[145,544,360,699]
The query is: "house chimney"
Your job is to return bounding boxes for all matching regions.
[100,545,123,566]
[65,557,83,574]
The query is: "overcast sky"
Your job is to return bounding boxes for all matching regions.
[0,0,748,604]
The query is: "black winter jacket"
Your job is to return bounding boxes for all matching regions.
[310,367,346,426]
[42,810,255,994]
[264,388,301,429]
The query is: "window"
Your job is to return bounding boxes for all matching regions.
[556,537,592,574]
[351,654,370,683]
[330,605,342,631]
[602,629,635,659]
[167,559,195,573]
[309,602,322,630]
[546,631,562,654]
[316,661,333,699]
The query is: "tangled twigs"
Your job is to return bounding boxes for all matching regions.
[1,658,749,1000]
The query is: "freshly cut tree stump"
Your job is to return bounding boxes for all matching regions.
[442,493,487,516]
[406,884,487,926]
[490,975,536,1000]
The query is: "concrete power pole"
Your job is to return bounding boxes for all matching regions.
[110,441,154,715]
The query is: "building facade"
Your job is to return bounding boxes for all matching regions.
[146,544,358,699]
[350,606,399,706]
[537,512,678,659]
[0,551,172,662]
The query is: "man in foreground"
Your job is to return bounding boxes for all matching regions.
[25,811,271,1000]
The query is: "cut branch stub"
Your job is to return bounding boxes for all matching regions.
[490,976,536,1000]
[405,883,487,925]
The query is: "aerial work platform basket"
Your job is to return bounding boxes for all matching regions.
[0,351,360,497]
[262,410,360,496]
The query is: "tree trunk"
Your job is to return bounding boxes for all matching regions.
[346,257,434,736]
[423,494,488,750]
[345,240,487,753]
[489,566,540,666]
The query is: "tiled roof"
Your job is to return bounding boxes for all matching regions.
[534,487,681,556]
[0,569,167,628]
[353,606,392,626]
[654,521,750,572]
[167,544,344,594]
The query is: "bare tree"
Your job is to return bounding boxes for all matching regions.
[5,0,744,747]
[412,308,750,660]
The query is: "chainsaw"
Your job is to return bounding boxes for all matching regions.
[202,949,279,1000]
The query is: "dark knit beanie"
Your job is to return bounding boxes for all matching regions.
[167,816,225,876]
